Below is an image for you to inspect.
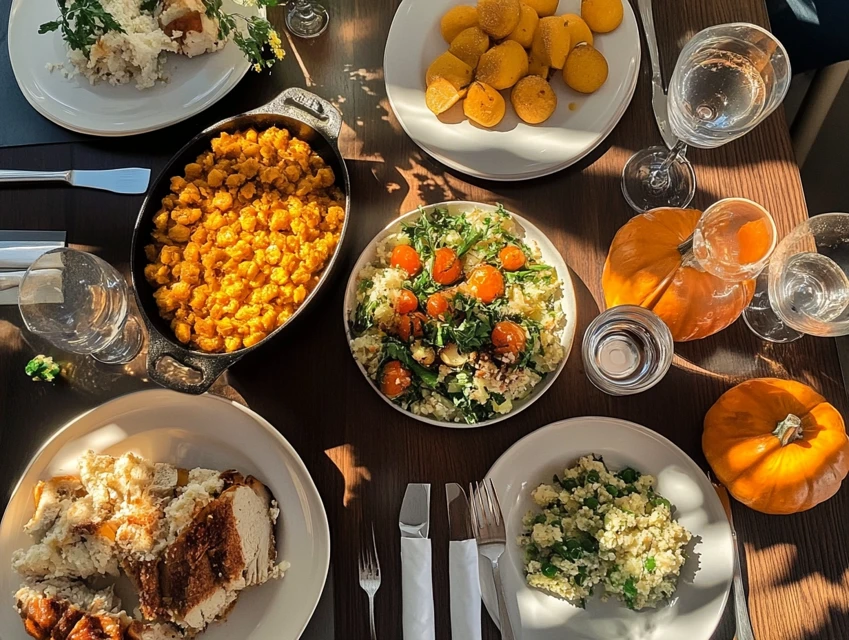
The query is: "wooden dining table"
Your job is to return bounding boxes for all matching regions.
[1,0,848,638]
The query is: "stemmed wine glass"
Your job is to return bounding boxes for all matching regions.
[0,248,143,364]
[622,23,791,213]
[744,213,849,343]
[285,0,329,38]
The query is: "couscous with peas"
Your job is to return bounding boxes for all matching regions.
[518,454,692,610]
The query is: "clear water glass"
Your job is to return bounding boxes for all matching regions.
[744,213,849,342]
[582,306,674,396]
[692,197,777,281]
[17,248,143,364]
[622,23,791,213]
[285,0,329,38]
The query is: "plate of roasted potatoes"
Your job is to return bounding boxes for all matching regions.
[384,0,640,180]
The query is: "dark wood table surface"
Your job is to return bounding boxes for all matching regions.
[2,1,848,639]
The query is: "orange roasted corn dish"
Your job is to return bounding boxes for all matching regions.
[144,127,346,353]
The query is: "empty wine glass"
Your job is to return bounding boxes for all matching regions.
[9,248,143,364]
[622,23,791,212]
[744,213,849,343]
[285,0,329,38]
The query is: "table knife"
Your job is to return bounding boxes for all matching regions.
[399,483,435,640]
[713,483,756,640]
[638,0,678,149]
[0,168,151,195]
[446,483,482,640]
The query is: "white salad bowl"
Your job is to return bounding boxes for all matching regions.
[343,201,578,428]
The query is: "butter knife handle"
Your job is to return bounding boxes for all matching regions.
[0,170,71,184]
[732,528,756,640]
[637,0,664,86]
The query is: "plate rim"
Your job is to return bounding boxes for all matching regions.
[342,200,578,429]
[6,0,257,137]
[482,415,734,638]
[382,0,642,181]
[0,388,330,640]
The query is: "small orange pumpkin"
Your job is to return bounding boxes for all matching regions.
[602,207,755,341]
[703,378,849,514]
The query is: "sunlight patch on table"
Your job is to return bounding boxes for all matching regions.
[325,444,372,507]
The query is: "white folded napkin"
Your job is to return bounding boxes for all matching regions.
[450,539,482,640]
[401,537,435,640]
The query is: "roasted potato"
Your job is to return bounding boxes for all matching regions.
[463,81,507,127]
[563,43,609,93]
[511,75,558,123]
[440,5,479,43]
[426,77,467,115]
[506,3,539,48]
[477,0,522,39]
[532,16,571,69]
[426,51,474,90]
[449,26,491,68]
[527,50,550,78]
[562,13,594,50]
[522,0,558,17]
[476,40,529,90]
[581,0,623,33]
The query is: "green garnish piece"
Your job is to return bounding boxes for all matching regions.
[585,470,600,484]
[203,0,284,72]
[617,467,640,483]
[575,566,588,586]
[583,496,599,510]
[525,542,539,560]
[559,477,578,492]
[605,484,620,497]
[25,355,60,382]
[644,557,656,573]
[532,514,547,525]
[623,577,638,609]
[541,562,558,578]
[383,339,438,388]
[580,535,599,553]
[39,0,125,57]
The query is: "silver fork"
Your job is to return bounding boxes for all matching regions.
[358,524,381,640]
[470,480,515,640]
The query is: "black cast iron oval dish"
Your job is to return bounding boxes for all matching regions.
[131,88,351,394]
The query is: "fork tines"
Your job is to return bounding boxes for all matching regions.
[358,524,381,587]
[469,479,506,542]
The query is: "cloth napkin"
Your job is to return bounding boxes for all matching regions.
[449,539,482,640]
[401,537,435,640]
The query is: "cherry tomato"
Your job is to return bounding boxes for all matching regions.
[492,321,527,358]
[426,292,450,319]
[381,361,412,398]
[390,244,422,276]
[499,245,526,271]
[396,312,425,342]
[467,264,505,303]
[396,289,418,314]
[432,247,462,285]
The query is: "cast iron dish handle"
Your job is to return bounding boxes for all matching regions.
[146,329,243,395]
[250,87,343,143]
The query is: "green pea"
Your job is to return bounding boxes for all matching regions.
[622,484,637,495]
[618,467,639,483]
[580,535,599,553]
[542,562,558,578]
[560,477,578,492]
[583,496,599,509]
[533,514,547,525]
[605,484,619,497]
[586,470,600,484]
[644,556,656,572]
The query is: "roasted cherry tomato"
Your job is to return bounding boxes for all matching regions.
[467,264,505,303]
[381,361,412,398]
[397,312,426,342]
[492,321,527,358]
[426,292,450,319]
[499,245,526,271]
[390,244,422,276]
[432,247,462,285]
[396,289,418,314]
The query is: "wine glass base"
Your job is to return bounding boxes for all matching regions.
[286,4,329,38]
[742,277,803,343]
[621,146,696,213]
[93,314,144,364]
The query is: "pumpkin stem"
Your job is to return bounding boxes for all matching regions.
[678,234,694,257]
[772,414,804,446]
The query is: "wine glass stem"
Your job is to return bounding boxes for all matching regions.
[294,0,315,17]
[649,140,689,191]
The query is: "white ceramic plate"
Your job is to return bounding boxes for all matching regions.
[343,201,578,428]
[481,417,733,640]
[7,0,260,136]
[0,389,330,640]
[384,0,641,181]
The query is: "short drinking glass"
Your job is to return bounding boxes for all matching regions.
[18,248,143,364]
[285,0,329,38]
[582,306,673,395]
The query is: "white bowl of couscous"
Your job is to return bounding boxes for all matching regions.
[343,201,578,428]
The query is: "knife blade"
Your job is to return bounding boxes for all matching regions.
[713,482,756,640]
[400,483,431,538]
[400,484,434,640]
[638,0,678,149]
[446,483,473,541]
[0,168,151,195]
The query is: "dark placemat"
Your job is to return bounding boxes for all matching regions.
[0,0,86,148]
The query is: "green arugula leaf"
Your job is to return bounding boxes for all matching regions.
[383,339,438,388]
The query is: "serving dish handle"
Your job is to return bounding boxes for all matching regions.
[145,329,243,395]
[250,87,343,143]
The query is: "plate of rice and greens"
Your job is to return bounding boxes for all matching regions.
[8,0,284,135]
[344,201,577,427]
[481,417,734,640]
